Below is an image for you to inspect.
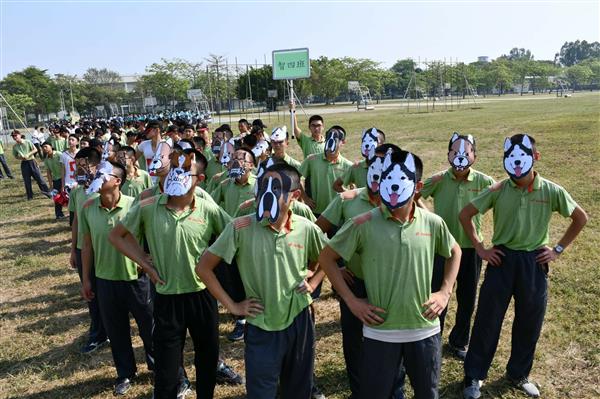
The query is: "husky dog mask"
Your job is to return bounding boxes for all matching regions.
[164,151,194,196]
[148,141,172,179]
[503,135,534,180]
[324,126,346,156]
[219,141,234,166]
[361,128,381,160]
[366,152,387,195]
[256,171,293,223]
[86,161,114,195]
[448,132,475,171]
[379,151,417,210]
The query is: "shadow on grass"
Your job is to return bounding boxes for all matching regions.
[3,238,70,260]
[16,266,72,282]
[1,288,82,323]
[3,223,70,241]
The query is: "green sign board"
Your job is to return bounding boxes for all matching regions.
[272,48,310,80]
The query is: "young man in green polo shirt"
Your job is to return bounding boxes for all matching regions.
[11,130,52,200]
[41,141,66,220]
[68,147,108,354]
[0,140,15,179]
[460,134,588,399]
[80,161,154,396]
[291,103,326,158]
[197,163,327,399]
[333,127,386,193]
[316,143,401,398]
[299,126,353,216]
[320,150,461,399]
[210,147,257,216]
[116,146,152,198]
[417,133,495,360]
[110,149,233,399]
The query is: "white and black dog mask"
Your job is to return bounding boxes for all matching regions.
[366,154,385,195]
[270,126,287,142]
[503,134,534,180]
[256,171,293,224]
[86,161,114,195]
[219,141,234,166]
[254,157,276,196]
[361,128,382,160]
[251,139,270,159]
[164,150,194,196]
[324,126,346,156]
[148,141,172,182]
[211,137,223,155]
[448,132,475,171]
[379,151,418,210]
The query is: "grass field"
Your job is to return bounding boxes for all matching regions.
[0,92,598,399]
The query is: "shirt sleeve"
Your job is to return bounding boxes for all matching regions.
[327,218,362,262]
[207,221,237,264]
[298,158,310,179]
[320,194,343,226]
[79,207,91,235]
[434,218,456,259]
[470,185,498,214]
[419,175,439,199]
[120,202,144,237]
[68,189,78,212]
[306,223,328,262]
[552,185,578,218]
[207,202,233,235]
[341,167,354,186]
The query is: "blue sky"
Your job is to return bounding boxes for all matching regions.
[1,0,598,78]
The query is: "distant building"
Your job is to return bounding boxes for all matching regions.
[477,56,490,63]
[118,74,142,93]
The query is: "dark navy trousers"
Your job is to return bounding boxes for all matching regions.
[464,246,548,380]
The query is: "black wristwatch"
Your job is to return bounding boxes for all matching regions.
[553,244,564,255]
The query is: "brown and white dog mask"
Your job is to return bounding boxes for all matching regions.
[164,150,195,196]
[256,170,293,224]
[448,132,475,172]
[148,141,172,183]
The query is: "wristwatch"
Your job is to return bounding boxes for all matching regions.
[553,244,564,255]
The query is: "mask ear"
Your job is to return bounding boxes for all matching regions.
[522,134,532,149]
[504,137,512,152]
[371,127,378,138]
[404,153,416,173]
[382,152,392,172]
[467,134,474,145]
[451,132,460,143]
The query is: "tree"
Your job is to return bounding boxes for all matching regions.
[82,68,121,85]
[504,48,534,61]
[565,64,593,90]
[0,92,35,122]
[557,40,600,66]
[389,59,417,97]
[0,66,58,116]
[309,57,346,104]
[489,60,513,95]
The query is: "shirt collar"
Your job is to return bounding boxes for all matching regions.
[159,193,197,210]
[448,167,475,182]
[379,202,418,224]
[260,210,294,234]
[322,154,344,164]
[99,193,126,210]
[358,187,378,206]
[508,171,540,192]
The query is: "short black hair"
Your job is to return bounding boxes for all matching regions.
[387,150,423,182]
[183,148,208,173]
[235,147,257,167]
[89,138,103,149]
[68,134,79,142]
[192,136,206,149]
[41,141,53,150]
[109,161,127,189]
[80,137,91,146]
[308,115,324,126]
[447,133,477,152]
[265,163,301,191]
[119,145,136,157]
[76,147,101,165]
[242,134,258,149]
[238,119,250,126]
[375,143,402,155]
[509,133,536,152]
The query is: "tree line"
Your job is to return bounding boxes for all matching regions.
[1,41,599,121]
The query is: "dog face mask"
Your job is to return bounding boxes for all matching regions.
[148,141,171,181]
[366,154,385,195]
[252,140,269,159]
[503,135,534,180]
[219,141,234,166]
[86,161,114,195]
[448,133,475,171]
[379,151,417,210]
[75,158,96,188]
[361,128,381,160]
[211,137,222,155]
[324,127,346,156]
[254,157,276,196]
[270,126,287,142]
[164,151,194,196]
[256,171,293,224]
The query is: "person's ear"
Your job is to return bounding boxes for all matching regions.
[197,173,206,184]
[534,151,540,161]
[415,180,424,193]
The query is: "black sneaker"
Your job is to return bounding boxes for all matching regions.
[216,361,244,385]
[507,376,540,397]
[42,191,53,199]
[449,343,468,361]
[463,376,482,399]
[311,384,326,399]
[80,338,110,354]
[176,377,192,398]
[227,320,245,341]
[114,377,132,395]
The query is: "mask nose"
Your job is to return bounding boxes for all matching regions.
[391,184,399,191]
[514,160,521,165]
[373,174,379,181]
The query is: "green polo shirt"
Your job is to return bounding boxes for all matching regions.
[342,160,368,189]
[272,153,302,171]
[321,188,379,279]
[12,140,36,161]
[299,154,353,214]
[208,213,327,331]
[234,198,316,222]
[297,134,325,158]
[328,205,455,330]
[211,174,257,216]
[80,194,139,281]
[470,173,578,251]
[420,168,495,248]
[43,152,63,180]
[49,137,67,152]
[206,171,227,193]
[133,184,216,207]
[204,158,225,189]
[121,194,231,295]
[69,186,100,249]
[122,169,152,198]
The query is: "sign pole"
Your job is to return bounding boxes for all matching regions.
[289,79,295,139]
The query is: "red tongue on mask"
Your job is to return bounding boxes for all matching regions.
[370,182,379,192]
[389,193,399,206]
[514,166,522,177]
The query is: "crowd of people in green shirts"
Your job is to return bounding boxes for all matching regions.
[7,111,588,399]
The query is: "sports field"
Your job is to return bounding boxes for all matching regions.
[0,92,598,399]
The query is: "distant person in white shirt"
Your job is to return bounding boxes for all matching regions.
[60,134,79,191]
